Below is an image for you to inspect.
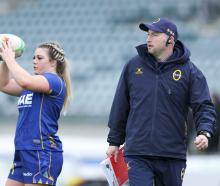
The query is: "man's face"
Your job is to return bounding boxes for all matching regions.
[147,30,169,57]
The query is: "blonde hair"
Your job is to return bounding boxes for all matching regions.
[38,41,72,112]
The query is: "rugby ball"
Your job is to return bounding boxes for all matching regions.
[0,34,25,58]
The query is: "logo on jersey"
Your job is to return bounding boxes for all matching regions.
[17,93,33,108]
[135,68,143,75]
[48,136,57,148]
[173,70,182,81]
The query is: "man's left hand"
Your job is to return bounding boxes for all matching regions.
[194,135,209,151]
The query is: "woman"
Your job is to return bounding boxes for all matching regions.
[0,40,72,186]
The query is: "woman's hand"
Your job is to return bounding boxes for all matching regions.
[0,40,16,63]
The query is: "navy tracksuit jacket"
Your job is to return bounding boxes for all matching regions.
[107,40,216,160]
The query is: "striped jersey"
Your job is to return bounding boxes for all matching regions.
[15,73,66,151]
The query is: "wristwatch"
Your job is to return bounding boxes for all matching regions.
[198,131,212,139]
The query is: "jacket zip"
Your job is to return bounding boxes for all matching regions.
[150,73,159,154]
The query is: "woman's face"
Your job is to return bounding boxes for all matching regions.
[33,48,52,75]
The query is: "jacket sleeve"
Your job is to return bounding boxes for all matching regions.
[107,63,130,146]
[189,64,216,135]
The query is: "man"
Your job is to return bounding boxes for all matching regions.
[106,18,216,186]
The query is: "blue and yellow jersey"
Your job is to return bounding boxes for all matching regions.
[15,72,66,151]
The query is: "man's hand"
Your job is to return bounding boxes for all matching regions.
[194,135,209,151]
[106,145,119,162]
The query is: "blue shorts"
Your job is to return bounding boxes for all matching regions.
[8,150,63,186]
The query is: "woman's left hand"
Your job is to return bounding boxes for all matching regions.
[0,40,16,63]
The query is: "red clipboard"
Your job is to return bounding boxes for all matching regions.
[100,146,128,186]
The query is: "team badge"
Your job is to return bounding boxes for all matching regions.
[135,68,143,75]
[173,70,182,81]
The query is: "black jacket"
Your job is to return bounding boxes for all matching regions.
[107,40,216,160]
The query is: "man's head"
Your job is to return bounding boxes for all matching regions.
[139,18,178,61]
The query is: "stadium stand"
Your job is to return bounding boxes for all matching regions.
[0,0,219,118]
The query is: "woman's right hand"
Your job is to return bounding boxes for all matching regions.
[0,40,15,63]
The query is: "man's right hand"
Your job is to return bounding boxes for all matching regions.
[106,145,119,162]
